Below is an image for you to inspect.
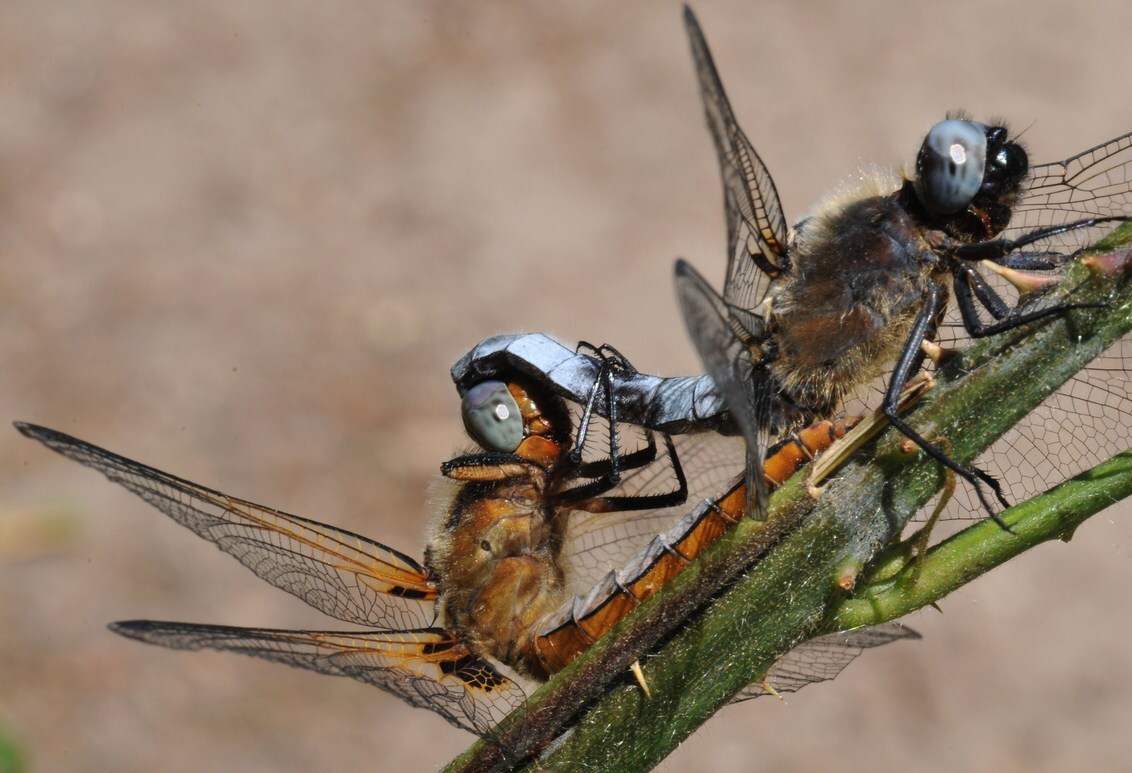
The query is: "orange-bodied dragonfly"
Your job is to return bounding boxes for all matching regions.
[14,358,915,735]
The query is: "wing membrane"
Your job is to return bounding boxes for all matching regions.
[674,259,770,518]
[684,6,786,313]
[734,623,921,700]
[561,431,747,590]
[110,621,525,736]
[1005,131,1132,247]
[15,422,437,631]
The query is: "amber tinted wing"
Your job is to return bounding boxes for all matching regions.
[674,259,770,519]
[684,5,787,313]
[110,621,525,736]
[733,623,921,701]
[15,423,437,631]
[1004,130,1132,249]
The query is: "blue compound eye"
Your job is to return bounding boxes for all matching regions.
[916,119,988,215]
[461,381,523,452]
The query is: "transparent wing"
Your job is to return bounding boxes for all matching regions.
[928,329,1131,522]
[1003,131,1132,248]
[684,5,787,314]
[734,623,921,701]
[15,423,437,631]
[674,259,770,518]
[561,414,857,588]
[110,621,525,736]
[560,430,746,592]
[927,237,1131,522]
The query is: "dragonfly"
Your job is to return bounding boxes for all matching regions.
[673,6,1132,523]
[456,9,1132,526]
[14,352,916,738]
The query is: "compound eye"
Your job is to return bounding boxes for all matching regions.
[984,140,1028,197]
[916,119,988,215]
[461,381,523,452]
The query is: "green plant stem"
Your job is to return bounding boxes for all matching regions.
[529,447,1132,771]
[445,248,1132,772]
[836,448,1132,627]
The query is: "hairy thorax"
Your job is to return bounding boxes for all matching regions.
[430,476,567,680]
[767,192,946,416]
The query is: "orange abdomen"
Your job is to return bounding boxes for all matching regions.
[532,417,859,674]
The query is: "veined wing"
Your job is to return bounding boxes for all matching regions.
[542,419,861,672]
[110,621,525,736]
[561,415,858,590]
[1005,130,1132,248]
[674,259,770,519]
[933,295,1131,522]
[560,430,746,590]
[734,623,921,700]
[15,422,437,631]
[684,5,787,313]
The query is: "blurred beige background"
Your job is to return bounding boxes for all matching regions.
[3,1,1131,771]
